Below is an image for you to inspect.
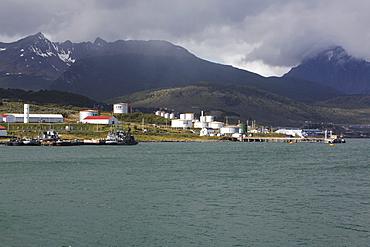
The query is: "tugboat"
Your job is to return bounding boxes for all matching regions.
[5,136,40,146]
[4,137,24,146]
[40,130,74,146]
[105,128,138,145]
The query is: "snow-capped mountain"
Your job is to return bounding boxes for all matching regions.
[0,32,106,89]
[284,46,370,95]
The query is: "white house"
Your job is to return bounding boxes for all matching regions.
[82,116,118,124]
[0,125,7,136]
[200,127,215,136]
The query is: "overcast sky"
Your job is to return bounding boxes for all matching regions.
[1,0,370,76]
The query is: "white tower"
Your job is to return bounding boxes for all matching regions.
[24,104,30,123]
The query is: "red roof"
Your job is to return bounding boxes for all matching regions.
[0,125,6,130]
[83,116,114,120]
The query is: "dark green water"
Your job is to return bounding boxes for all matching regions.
[1,140,369,246]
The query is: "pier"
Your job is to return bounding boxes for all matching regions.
[240,137,345,143]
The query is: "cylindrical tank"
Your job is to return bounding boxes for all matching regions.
[80,110,99,122]
[205,115,214,122]
[184,113,194,120]
[169,113,176,119]
[238,124,247,133]
[209,121,224,129]
[113,103,131,114]
[164,113,170,119]
[24,104,30,123]
[194,121,209,128]
[220,126,239,134]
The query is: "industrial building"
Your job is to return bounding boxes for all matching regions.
[3,104,63,123]
[81,116,118,124]
[6,114,64,123]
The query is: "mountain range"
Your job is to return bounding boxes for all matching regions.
[1,33,370,125]
[49,39,340,102]
[284,46,370,94]
[0,32,106,90]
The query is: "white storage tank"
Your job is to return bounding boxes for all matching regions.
[205,115,214,122]
[171,119,192,128]
[164,113,170,119]
[169,113,176,119]
[220,126,240,134]
[80,110,99,122]
[184,113,194,120]
[194,121,209,128]
[113,103,131,114]
[209,121,225,129]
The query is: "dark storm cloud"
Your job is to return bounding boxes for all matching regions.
[1,0,370,76]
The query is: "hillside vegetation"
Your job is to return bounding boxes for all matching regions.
[109,82,370,126]
[0,88,99,108]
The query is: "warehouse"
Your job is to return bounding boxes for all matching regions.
[81,116,118,124]
[6,114,64,123]
[1,114,16,123]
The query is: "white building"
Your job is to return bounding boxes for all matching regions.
[8,114,63,123]
[0,125,7,136]
[82,116,118,124]
[171,119,192,128]
[200,127,215,136]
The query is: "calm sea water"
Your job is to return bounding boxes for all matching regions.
[1,139,369,246]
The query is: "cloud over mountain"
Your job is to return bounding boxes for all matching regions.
[1,0,370,76]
